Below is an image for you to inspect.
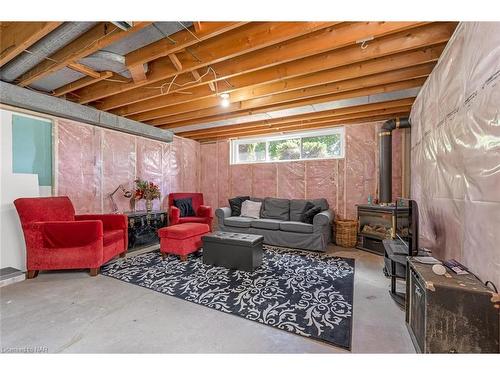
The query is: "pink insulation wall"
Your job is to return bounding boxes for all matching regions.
[56,119,200,214]
[410,22,500,288]
[200,121,404,221]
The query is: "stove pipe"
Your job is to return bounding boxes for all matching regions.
[379,117,410,203]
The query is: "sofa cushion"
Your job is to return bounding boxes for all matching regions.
[228,196,250,216]
[250,218,282,230]
[261,198,290,220]
[300,203,322,224]
[279,221,314,234]
[240,200,262,219]
[174,198,195,217]
[311,198,329,211]
[289,199,310,221]
[224,216,253,228]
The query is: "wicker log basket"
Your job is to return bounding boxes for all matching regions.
[334,219,358,248]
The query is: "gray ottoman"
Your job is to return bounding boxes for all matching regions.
[202,232,264,272]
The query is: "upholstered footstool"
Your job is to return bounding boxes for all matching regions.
[158,223,210,261]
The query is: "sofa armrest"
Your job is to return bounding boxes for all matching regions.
[169,206,181,226]
[75,214,127,231]
[215,207,232,224]
[197,205,213,218]
[313,209,334,228]
[34,220,103,248]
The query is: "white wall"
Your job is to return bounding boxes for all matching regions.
[0,108,50,271]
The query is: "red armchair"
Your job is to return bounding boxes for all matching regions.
[168,193,213,229]
[14,196,128,278]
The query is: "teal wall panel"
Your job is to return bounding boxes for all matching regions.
[12,114,53,186]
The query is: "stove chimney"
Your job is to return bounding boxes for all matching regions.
[379,117,410,203]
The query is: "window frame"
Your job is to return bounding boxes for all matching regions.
[230,127,345,165]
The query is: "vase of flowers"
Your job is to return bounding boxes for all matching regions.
[134,178,161,212]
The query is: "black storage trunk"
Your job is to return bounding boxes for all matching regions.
[202,232,264,272]
[406,259,499,353]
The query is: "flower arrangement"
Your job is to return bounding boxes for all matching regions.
[134,179,161,211]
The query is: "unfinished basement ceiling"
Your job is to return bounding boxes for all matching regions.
[0,21,458,140]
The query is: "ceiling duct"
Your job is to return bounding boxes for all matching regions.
[111,22,134,31]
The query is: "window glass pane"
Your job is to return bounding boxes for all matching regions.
[269,138,301,161]
[237,142,266,162]
[301,134,342,159]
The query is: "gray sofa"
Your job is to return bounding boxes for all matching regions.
[215,197,333,252]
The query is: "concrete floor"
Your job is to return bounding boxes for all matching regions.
[0,245,415,353]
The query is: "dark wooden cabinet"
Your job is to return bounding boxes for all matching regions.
[125,210,167,251]
[406,259,499,353]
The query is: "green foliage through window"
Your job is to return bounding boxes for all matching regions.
[233,129,344,164]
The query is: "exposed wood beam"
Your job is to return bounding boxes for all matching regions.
[168,53,183,71]
[193,110,412,142]
[177,98,415,138]
[132,63,432,122]
[53,71,113,97]
[83,21,429,106]
[128,63,147,83]
[110,46,441,117]
[193,22,203,33]
[17,21,151,87]
[95,22,451,112]
[154,78,426,128]
[76,22,340,104]
[0,22,62,68]
[183,105,413,139]
[67,62,101,78]
[126,22,247,68]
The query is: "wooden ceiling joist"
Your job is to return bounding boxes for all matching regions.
[0,22,62,68]
[128,63,147,83]
[17,21,151,87]
[125,22,247,68]
[154,78,427,128]
[131,63,433,122]
[177,98,415,138]
[94,21,440,111]
[168,53,183,71]
[76,22,340,104]
[53,71,113,96]
[67,62,101,78]
[110,45,443,117]
[193,110,412,142]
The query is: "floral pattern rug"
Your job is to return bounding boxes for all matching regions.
[101,245,355,350]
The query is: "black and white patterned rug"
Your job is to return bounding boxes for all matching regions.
[101,245,355,350]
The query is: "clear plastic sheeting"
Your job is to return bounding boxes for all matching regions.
[252,163,278,197]
[277,161,305,200]
[102,130,136,213]
[410,22,500,287]
[200,142,218,211]
[305,159,337,212]
[136,137,163,211]
[57,119,102,214]
[181,137,201,193]
[56,121,200,214]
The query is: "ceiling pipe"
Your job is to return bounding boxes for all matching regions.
[379,116,410,203]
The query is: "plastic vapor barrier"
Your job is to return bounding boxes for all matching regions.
[410,22,500,287]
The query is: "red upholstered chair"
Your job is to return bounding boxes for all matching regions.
[168,193,213,229]
[14,196,128,278]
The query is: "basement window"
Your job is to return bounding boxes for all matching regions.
[230,127,345,164]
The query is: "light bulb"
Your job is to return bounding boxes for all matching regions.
[220,93,230,108]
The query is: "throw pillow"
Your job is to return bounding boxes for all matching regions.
[240,200,262,219]
[299,202,322,224]
[174,198,195,217]
[228,195,250,216]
